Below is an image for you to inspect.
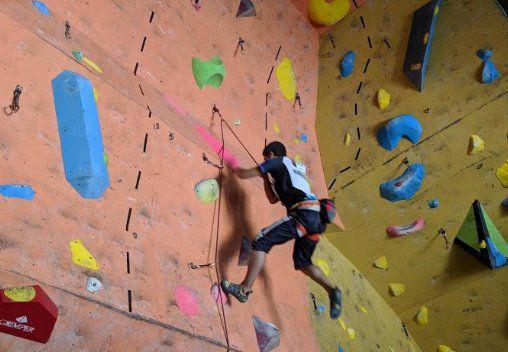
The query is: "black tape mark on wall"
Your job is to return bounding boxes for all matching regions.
[139,84,145,96]
[267,66,274,84]
[328,178,337,190]
[135,171,141,189]
[126,252,131,274]
[356,81,363,94]
[128,290,132,312]
[360,16,365,28]
[149,11,155,23]
[143,133,148,153]
[134,62,139,76]
[363,58,371,74]
[275,46,282,61]
[367,36,372,49]
[355,147,361,160]
[140,37,147,52]
[354,103,358,115]
[340,166,351,174]
[126,208,132,232]
[357,127,361,140]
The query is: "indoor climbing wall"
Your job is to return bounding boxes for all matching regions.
[316,0,508,351]
[0,0,328,350]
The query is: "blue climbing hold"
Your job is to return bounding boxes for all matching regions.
[502,197,508,207]
[340,51,355,78]
[300,133,308,143]
[486,237,507,269]
[429,198,440,209]
[477,48,500,84]
[317,304,326,313]
[338,344,344,352]
[377,114,423,151]
[52,70,110,199]
[476,49,493,60]
[0,185,36,201]
[380,163,425,202]
[32,1,50,16]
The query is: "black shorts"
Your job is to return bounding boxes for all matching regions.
[252,209,325,270]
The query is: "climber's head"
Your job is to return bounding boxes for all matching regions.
[263,141,286,160]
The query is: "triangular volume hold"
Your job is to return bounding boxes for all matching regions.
[454,200,508,269]
[236,0,256,18]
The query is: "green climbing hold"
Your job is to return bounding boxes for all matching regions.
[192,56,225,89]
[194,179,220,204]
[72,50,83,62]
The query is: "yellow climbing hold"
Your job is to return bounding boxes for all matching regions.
[295,154,302,163]
[347,327,356,339]
[496,160,508,188]
[389,283,406,297]
[437,345,455,352]
[93,87,99,103]
[373,256,388,270]
[275,57,296,102]
[69,239,100,271]
[479,240,487,249]
[273,122,280,134]
[344,133,351,146]
[360,305,368,314]
[377,88,391,110]
[4,286,36,302]
[467,135,485,155]
[293,138,301,145]
[315,258,330,276]
[338,317,347,330]
[83,57,103,74]
[308,0,351,26]
[414,306,429,326]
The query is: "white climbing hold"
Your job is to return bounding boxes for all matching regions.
[86,277,103,293]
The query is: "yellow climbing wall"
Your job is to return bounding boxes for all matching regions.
[316,0,508,351]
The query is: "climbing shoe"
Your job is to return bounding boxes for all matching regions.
[221,280,250,303]
[329,287,342,319]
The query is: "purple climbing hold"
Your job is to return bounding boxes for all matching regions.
[252,316,280,352]
[340,50,355,77]
[380,163,426,202]
[377,114,423,151]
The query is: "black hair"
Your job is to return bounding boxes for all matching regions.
[263,141,286,157]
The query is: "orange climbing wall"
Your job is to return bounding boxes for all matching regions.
[0,0,327,350]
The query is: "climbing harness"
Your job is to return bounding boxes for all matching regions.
[3,85,23,116]
[65,21,71,39]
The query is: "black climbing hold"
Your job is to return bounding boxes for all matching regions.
[236,0,256,18]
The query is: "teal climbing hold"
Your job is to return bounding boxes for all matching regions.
[32,1,50,16]
[192,56,225,89]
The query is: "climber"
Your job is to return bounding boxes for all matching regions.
[221,141,342,319]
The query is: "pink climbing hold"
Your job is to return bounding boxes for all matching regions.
[386,218,425,237]
[174,285,200,317]
[195,124,240,169]
[210,283,227,304]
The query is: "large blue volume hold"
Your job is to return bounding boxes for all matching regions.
[380,163,425,202]
[377,114,423,151]
[52,70,109,199]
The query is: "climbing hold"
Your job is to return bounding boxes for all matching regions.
[388,283,406,297]
[414,306,429,326]
[52,70,110,199]
[276,57,296,102]
[194,179,219,204]
[295,154,302,163]
[0,285,58,343]
[437,345,455,352]
[83,57,103,74]
[344,133,351,146]
[360,306,368,314]
[377,114,423,151]
[373,256,388,270]
[338,318,347,330]
[3,287,36,303]
[308,0,350,26]
[252,315,280,352]
[195,124,240,169]
[300,134,308,143]
[380,163,426,202]
[479,240,487,249]
[174,286,200,317]
[210,283,227,304]
[92,87,99,103]
[347,327,356,339]
[192,56,225,89]
[86,277,103,293]
[467,135,485,155]
[315,258,330,276]
[0,185,35,201]
[386,218,425,237]
[377,88,391,110]
[338,344,344,352]
[293,138,301,145]
[317,304,326,313]
[236,0,256,18]
[69,239,100,271]
[273,122,280,134]
[72,50,83,62]
[192,0,202,11]
[477,49,500,84]
[502,197,508,207]
[340,51,355,78]
[429,198,440,209]
[496,160,508,188]
[454,200,508,269]
[234,119,241,126]
[403,0,443,91]
[32,1,50,16]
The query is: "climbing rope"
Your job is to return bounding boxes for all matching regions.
[209,117,260,351]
